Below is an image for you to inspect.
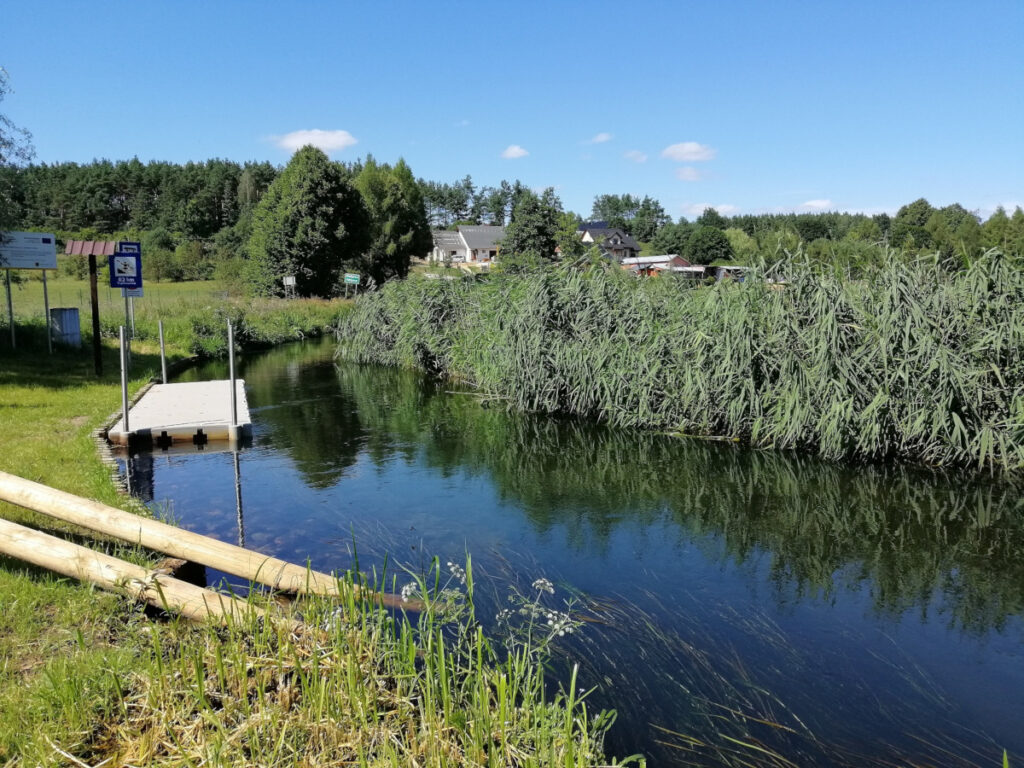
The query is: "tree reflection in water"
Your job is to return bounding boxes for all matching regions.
[150,341,1024,766]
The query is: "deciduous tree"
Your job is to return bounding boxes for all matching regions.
[0,68,32,240]
[245,146,370,297]
[499,188,563,271]
[353,157,432,284]
[685,225,734,264]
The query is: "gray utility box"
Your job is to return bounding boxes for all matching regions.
[49,307,81,347]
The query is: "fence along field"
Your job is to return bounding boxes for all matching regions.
[338,249,1024,473]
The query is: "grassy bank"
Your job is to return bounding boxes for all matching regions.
[2,274,343,357]
[337,250,1024,472]
[0,310,621,764]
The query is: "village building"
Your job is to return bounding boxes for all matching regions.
[621,254,706,278]
[578,222,642,263]
[429,229,469,263]
[428,226,504,264]
[458,226,504,264]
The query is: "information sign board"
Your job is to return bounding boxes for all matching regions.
[109,241,142,289]
[343,273,360,285]
[122,287,144,298]
[0,231,58,269]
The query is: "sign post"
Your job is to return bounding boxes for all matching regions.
[0,232,58,351]
[89,255,102,375]
[42,269,51,354]
[109,243,142,290]
[110,242,142,352]
[4,269,12,349]
[343,272,360,299]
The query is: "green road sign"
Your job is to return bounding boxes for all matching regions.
[343,273,360,285]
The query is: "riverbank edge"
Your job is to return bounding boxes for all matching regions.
[0,305,620,766]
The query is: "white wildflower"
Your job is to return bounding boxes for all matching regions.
[544,610,575,637]
[446,561,467,585]
[532,577,555,594]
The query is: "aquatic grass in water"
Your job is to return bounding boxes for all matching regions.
[337,249,1024,472]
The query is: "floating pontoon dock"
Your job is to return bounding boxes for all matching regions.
[107,379,251,447]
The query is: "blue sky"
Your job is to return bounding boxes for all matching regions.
[2,0,1022,220]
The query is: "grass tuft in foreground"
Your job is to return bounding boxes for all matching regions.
[4,558,626,767]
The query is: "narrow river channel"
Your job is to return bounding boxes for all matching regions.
[118,339,1024,766]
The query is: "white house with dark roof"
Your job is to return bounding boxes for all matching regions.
[428,225,505,264]
[430,230,469,263]
[459,226,504,263]
[578,222,642,263]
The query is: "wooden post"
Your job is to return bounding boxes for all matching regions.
[0,470,409,609]
[4,269,13,349]
[42,269,52,354]
[0,517,286,626]
[88,254,102,375]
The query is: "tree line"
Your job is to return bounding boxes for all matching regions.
[3,145,1023,293]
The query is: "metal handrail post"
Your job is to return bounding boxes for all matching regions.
[158,319,167,384]
[119,326,130,435]
[228,320,237,429]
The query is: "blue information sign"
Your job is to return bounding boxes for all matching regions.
[109,241,142,289]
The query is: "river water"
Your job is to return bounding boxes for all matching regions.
[119,339,1024,766]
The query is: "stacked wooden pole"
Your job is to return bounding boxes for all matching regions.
[0,517,271,626]
[0,470,411,624]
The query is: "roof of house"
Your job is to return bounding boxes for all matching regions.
[65,240,118,256]
[432,230,465,250]
[458,225,505,250]
[621,254,686,266]
[578,226,640,251]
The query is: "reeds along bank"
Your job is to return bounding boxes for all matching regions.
[337,249,1024,473]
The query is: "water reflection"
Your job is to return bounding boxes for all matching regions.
[134,341,1024,765]
[240,346,1024,633]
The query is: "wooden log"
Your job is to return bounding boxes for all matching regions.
[0,517,283,626]
[0,470,408,609]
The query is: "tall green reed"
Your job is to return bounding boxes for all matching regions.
[338,249,1024,472]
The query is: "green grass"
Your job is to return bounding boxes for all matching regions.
[3,273,346,357]
[2,556,621,767]
[337,248,1024,472]
[5,273,226,322]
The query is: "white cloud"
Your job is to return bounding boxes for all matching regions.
[675,166,703,182]
[624,149,648,163]
[586,132,613,144]
[682,203,740,218]
[274,129,358,153]
[661,142,717,162]
[799,199,833,211]
[501,144,529,159]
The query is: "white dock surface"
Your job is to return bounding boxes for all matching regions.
[108,380,250,445]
